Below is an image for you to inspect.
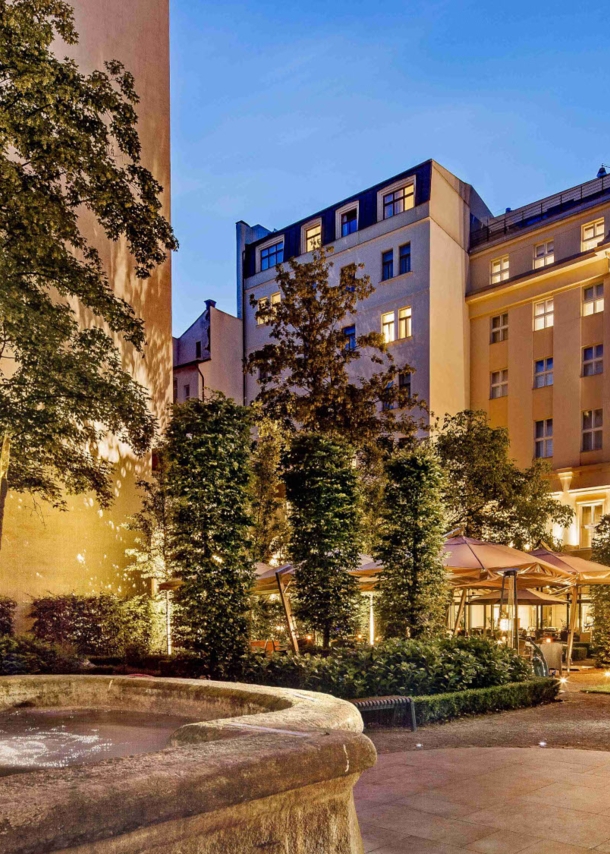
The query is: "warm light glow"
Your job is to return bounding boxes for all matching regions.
[539,741,547,747]
[306,635,312,640]
[499,618,510,632]
[545,638,552,643]
[560,677,568,685]
[605,671,610,678]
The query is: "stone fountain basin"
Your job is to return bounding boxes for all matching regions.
[0,675,376,854]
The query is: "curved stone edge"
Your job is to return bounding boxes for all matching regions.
[0,731,376,854]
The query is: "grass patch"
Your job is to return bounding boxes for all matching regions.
[583,684,610,694]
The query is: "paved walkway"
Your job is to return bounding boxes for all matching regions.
[355,746,610,853]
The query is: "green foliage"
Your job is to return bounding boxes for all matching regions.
[30,593,156,656]
[166,394,255,679]
[376,446,448,638]
[246,248,418,445]
[125,451,176,583]
[250,595,287,642]
[0,634,82,674]
[412,678,559,726]
[0,596,16,635]
[0,0,177,507]
[591,515,610,666]
[436,411,573,548]
[242,637,532,700]
[251,414,288,563]
[284,433,362,648]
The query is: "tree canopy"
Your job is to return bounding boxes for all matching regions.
[0,0,177,508]
[436,411,573,548]
[245,248,419,446]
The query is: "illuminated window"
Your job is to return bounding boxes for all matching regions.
[399,243,411,275]
[534,298,554,330]
[398,306,412,339]
[534,357,553,388]
[582,409,603,451]
[580,502,603,548]
[583,283,604,316]
[490,369,508,399]
[583,344,603,376]
[382,250,394,281]
[383,184,414,219]
[582,218,605,251]
[343,325,356,351]
[491,256,509,284]
[305,224,321,253]
[534,240,554,269]
[382,311,395,344]
[256,292,281,326]
[271,291,281,309]
[490,313,508,343]
[341,209,358,237]
[260,241,284,271]
[534,419,553,459]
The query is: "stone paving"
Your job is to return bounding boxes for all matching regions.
[355,745,610,853]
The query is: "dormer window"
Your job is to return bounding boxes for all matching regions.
[383,184,414,219]
[260,240,284,272]
[341,209,358,236]
[303,222,322,254]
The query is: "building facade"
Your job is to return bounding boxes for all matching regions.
[173,301,243,403]
[0,0,173,608]
[237,161,610,554]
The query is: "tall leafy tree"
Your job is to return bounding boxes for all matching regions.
[284,433,362,648]
[436,411,573,548]
[0,0,177,511]
[375,445,448,638]
[591,516,610,666]
[246,248,419,446]
[165,395,254,678]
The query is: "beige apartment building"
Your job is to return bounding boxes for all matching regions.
[0,0,172,607]
[469,171,610,554]
[238,161,610,557]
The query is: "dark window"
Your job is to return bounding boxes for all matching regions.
[583,344,603,376]
[184,384,190,400]
[382,381,394,411]
[582,409,603,451]
[173,379,177,403]
[261,241,284,271]
[196,340,202,359]
[382,250,394,281]
[399,243,411,275]
[399,371,411,397]
[534,419,553,458]
[341,209,358,237]
[343,325,356,351]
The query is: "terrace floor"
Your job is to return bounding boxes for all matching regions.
[355,671,610,853]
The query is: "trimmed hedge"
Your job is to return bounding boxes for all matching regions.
[412,678,559,726]
[0,597,16,636]
[0,635,82,675]
[29,594,160,657]
[241,637,533,700]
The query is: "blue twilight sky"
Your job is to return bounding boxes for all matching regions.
[170,0,607,334]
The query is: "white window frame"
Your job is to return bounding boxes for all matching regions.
[377,178,415,222]
[490,369,508,399]
[582,218,605,252]
[534,419,553,459]
[398,306,412,339]
[580,501,604,548]
[533,240,554,269]
[583,344,603,377]
[335,201,359,240]
[302,219,322,255]
[381,311,396,344]
[533,357,553,388]
[490,255,509,284]
[490,313,508,344]
[583,283,604,316]
[256,292,280,326]
[533,298,554,330]
[582,409,603,452]
[258,238,285,273]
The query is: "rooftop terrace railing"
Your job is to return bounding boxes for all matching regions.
[470,174,610,249]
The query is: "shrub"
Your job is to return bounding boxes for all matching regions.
[0,635,82,675]
[413,678,559,726]
[241,637,533,700]
[0,597,16,636]
[30,594,159,657]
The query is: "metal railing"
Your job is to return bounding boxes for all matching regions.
[470,174,610,249]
